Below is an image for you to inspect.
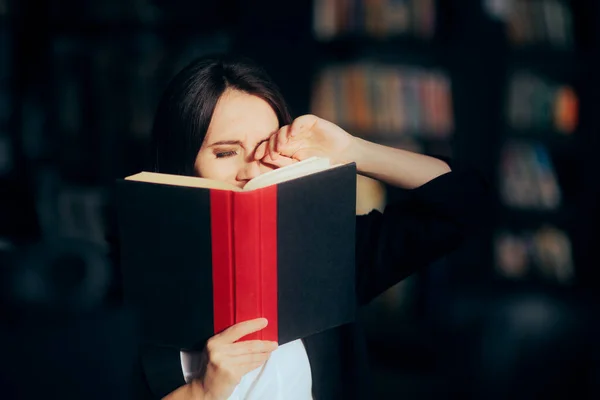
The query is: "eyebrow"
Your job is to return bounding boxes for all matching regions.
[207,138,270,151]
[207,140,243,147]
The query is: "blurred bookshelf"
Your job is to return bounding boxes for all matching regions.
[4,0,599,305]
[4,1,233,248]
[309,0,459,369]
[493,0,585,287]
[307,0,599,301]
[309,0,455,180]
[1,0,598,389]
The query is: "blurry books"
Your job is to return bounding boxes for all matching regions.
[313,0,435,40]
[35,169,109,248]
[311,63,453,139]
[49,0,161,23]
[0,0,7,17]
[48,33,229,181]
[506,0,573,48]
[507,71,578,134]
[0,134,12,176]
[0,27,9,127]
[0,27,10,177]
[500,140,561,210]
[495,225,574,284]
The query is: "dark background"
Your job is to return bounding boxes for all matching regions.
[1,0,600,398]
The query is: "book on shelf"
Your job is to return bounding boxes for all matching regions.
[49,0,161,23]
[34,169,109,248]
[495,225,574,283]
[313,0,435,40]
[507,71,578,134]
[500,140,561,210]
[0,0,7,17]
[0,133,12,176]
[311,62,453,139]
[506,0,573,48]
[116,157,357,349]
[0,27,10,127]
[50,34,230,179]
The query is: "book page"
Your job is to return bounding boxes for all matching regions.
[242,157,332,191]
[125,172,242,192]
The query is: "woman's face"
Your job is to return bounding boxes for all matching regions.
[194,89,279,187]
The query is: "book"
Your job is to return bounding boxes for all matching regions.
[311,63,454,139]
[116,157,357,350]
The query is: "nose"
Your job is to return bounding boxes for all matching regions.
[237,160,262,182]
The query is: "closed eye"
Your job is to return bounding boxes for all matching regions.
[215,150,238,159]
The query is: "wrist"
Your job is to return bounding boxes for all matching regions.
[189,379,209,400]
[342,135,369,171]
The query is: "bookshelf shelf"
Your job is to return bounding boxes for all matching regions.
[49,20,229,36]
[315,35,441,66]
[505,129,576,148]
[499,207,574,231]
[509,45,575,60]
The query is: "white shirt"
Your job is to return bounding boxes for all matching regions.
[181,339,313,400]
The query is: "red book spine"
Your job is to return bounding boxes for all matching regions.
[210,187,278,342]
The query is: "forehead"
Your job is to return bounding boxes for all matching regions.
[205,89,279,143]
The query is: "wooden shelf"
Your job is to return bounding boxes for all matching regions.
[504,128,576,148]
[497,207,574,231]
[48,19,230,36]
[315,35,441,66]
[507,48,579,78]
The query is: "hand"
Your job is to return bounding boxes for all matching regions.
[194,318,278,400]
[255,115,356,167]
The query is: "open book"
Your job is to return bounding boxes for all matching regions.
[125,156,335,191]
[116,156,357,351]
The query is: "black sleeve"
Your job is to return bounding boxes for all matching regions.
[135,345,187,399]
[355,162,491,305]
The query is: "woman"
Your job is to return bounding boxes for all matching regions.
[134,54,489,399]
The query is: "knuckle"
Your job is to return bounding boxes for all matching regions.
[206,338,218,352]
[209,351,223,365]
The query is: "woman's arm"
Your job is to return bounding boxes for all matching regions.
[346,136,451,189]
[259,114,491,304]
[259,114,450,189]
[163,381,207,400]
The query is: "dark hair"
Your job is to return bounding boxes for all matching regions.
[151,54,293,176]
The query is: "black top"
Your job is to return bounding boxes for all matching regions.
[130,160,491,399]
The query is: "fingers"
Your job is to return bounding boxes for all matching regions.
[262,154,298,168]
[231,351,272,366]
[225,340,278,356]
[289,114,318,138]
[254,140,268,161]
[255,115,318,163]
[214,318,268,344]
[267,134,279,160]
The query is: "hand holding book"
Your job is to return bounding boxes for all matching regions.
[166,318,277,400]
